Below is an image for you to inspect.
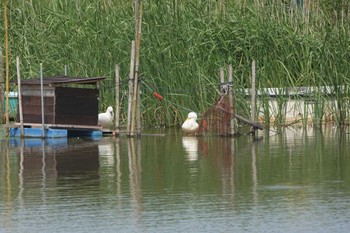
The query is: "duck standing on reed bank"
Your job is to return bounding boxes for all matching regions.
[181,112,199,134]
[98,106,114,127]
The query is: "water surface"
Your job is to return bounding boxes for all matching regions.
[1,127,350,233]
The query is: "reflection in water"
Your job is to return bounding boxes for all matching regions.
[41,140,47,206]
[18,140,24,208]
[11,138,100,198]
[5,141,13,231]
[98,143,114,164]
[127,139,143,225]
[252,141,258,203]
[219,137,235,204]
[182,136,198,161]
[1,128,350,233]
[114,138,122,207]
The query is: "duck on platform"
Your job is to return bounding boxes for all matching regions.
[98,106,114,127]
[181,112,199,134]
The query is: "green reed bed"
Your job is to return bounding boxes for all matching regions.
[1,0,350,128]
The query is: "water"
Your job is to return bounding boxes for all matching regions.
[1,127,350,233]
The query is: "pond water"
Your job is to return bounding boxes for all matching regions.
[1,127,350,233]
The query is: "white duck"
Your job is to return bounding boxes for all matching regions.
[181,112,199,134]
[98,106,114,127]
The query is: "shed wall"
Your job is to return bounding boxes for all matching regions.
[21,86,55,124]
[55,87,98,125]
[18,85,99,126]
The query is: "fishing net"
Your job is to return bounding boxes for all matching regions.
[197,95,233,136]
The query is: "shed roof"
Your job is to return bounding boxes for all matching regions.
[18,76,106,86]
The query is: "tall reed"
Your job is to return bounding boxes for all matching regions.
[1,0,350,128]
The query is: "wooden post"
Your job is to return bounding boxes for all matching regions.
[136,1,143,136]
[40,63,45,138]
[16,57,24,137]
[127,41,136,136]
[220,67,227,136]
[136,74,141,136]
[0,51,4,124]
[251,60,256,137]
[4,0,10,135]
[114,64,120,136]
[131,1,143,137]
[228,64,235,136]
[220,67,225,95]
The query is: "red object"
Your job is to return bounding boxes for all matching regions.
[202,119,208,131]
[153,92,163,100]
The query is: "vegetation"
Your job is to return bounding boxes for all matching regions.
[1,0,350,128]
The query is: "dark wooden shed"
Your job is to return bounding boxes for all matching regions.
[16,76,105,127]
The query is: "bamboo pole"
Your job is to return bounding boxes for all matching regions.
[16,57,24,137]
[114,64,120,136]
[228,64,235,136]
[40,63,45,138]
[4,0,10,135]
[127,41,136,136]
[135,0,139,40]
[251,60,256,137]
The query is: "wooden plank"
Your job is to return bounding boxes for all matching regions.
[56,95,97,102]
[215,106,264,130]
[22,114,55,124]
[22,104,54,115]
[56,97,97,115]
[55,87,98,122]
[19,76,105,86]
[20,96,55,123]
[21,86,55,97]
[22,96,54,105]
[55,87,99,97]
[13,122,102,130]
[55,106,97,115]
[55,114,97,126]
[235,114,264,130]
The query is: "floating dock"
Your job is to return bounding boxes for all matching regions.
[10,123,103,138]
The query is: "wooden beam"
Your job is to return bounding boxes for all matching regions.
[215,106,264,130]
[12,122,103,130]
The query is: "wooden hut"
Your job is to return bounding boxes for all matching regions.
[11,76,106,137]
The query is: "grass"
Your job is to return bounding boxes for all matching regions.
[1,0,350,128]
